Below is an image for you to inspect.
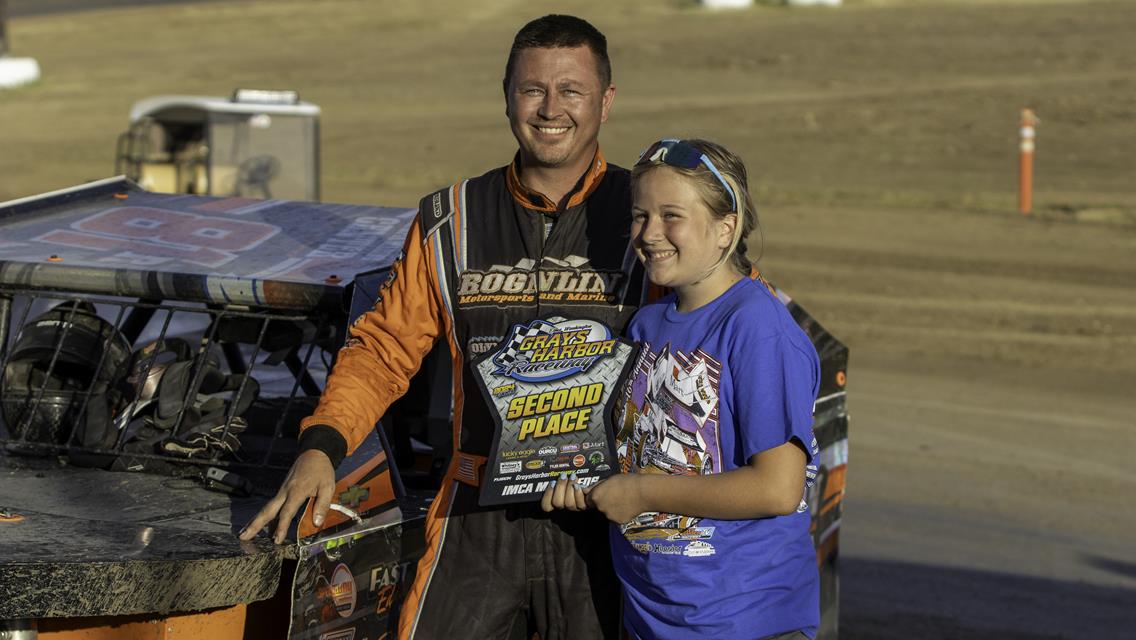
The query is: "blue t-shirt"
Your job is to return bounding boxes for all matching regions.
[613,277,821,640]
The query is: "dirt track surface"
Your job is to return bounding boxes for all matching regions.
[6,0,222,18]
[3,1,1135,637]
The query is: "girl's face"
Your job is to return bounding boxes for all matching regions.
[631,168,738,309]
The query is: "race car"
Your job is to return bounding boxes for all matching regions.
[0,178,847,639]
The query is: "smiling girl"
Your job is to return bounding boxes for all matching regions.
[543,139,822,639]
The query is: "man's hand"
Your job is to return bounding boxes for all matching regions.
[586,473,647,524]
[540,474,589,512]
[239,449,335,544]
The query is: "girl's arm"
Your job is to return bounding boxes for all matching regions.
[542,439,807,523]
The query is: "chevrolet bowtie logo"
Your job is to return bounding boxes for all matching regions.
[339,485,370,508]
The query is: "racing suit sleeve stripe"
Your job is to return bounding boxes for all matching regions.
[441,186,470,462]
[461,181,471,271]
[299,217,444,455]
[433,187,468,465]
[432,228,456,331]
[450,182,463,271]
[431,218,469,464]
[427,181,463,337]
[400,475,460,640]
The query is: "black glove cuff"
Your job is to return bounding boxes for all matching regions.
[297,425,348,469]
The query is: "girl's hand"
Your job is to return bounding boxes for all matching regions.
[586,474,647,524]
[540,475,589,512]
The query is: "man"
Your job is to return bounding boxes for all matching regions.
[242,14,647,639]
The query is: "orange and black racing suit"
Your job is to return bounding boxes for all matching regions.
[298,150,648,639]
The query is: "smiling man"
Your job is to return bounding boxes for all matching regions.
[506,38,614,200]
[241,14,648,640]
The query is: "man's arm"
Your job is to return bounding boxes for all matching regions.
[299,216,445,456]
[241,215,446,542]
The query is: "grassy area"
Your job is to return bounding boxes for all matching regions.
[2,0,1134,214]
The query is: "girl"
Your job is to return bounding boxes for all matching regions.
[543,139,821,639]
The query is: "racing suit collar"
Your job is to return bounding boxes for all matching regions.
[506,149,608,214]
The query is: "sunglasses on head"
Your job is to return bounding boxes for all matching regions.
[635,139,738,213]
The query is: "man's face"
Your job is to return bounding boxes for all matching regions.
[506,45,615,172]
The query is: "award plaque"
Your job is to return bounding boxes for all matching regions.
[473,316,639,506]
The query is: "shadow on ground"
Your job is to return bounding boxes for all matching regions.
[840,557,1136,640]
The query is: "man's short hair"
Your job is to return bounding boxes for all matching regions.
[503,14,612,93]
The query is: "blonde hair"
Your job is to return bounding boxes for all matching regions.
[631,138,759,276]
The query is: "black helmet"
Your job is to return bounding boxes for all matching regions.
[1,301,132,450]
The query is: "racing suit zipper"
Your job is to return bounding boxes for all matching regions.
[535,210,558,318]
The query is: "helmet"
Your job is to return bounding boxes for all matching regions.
[1,301,131,451]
